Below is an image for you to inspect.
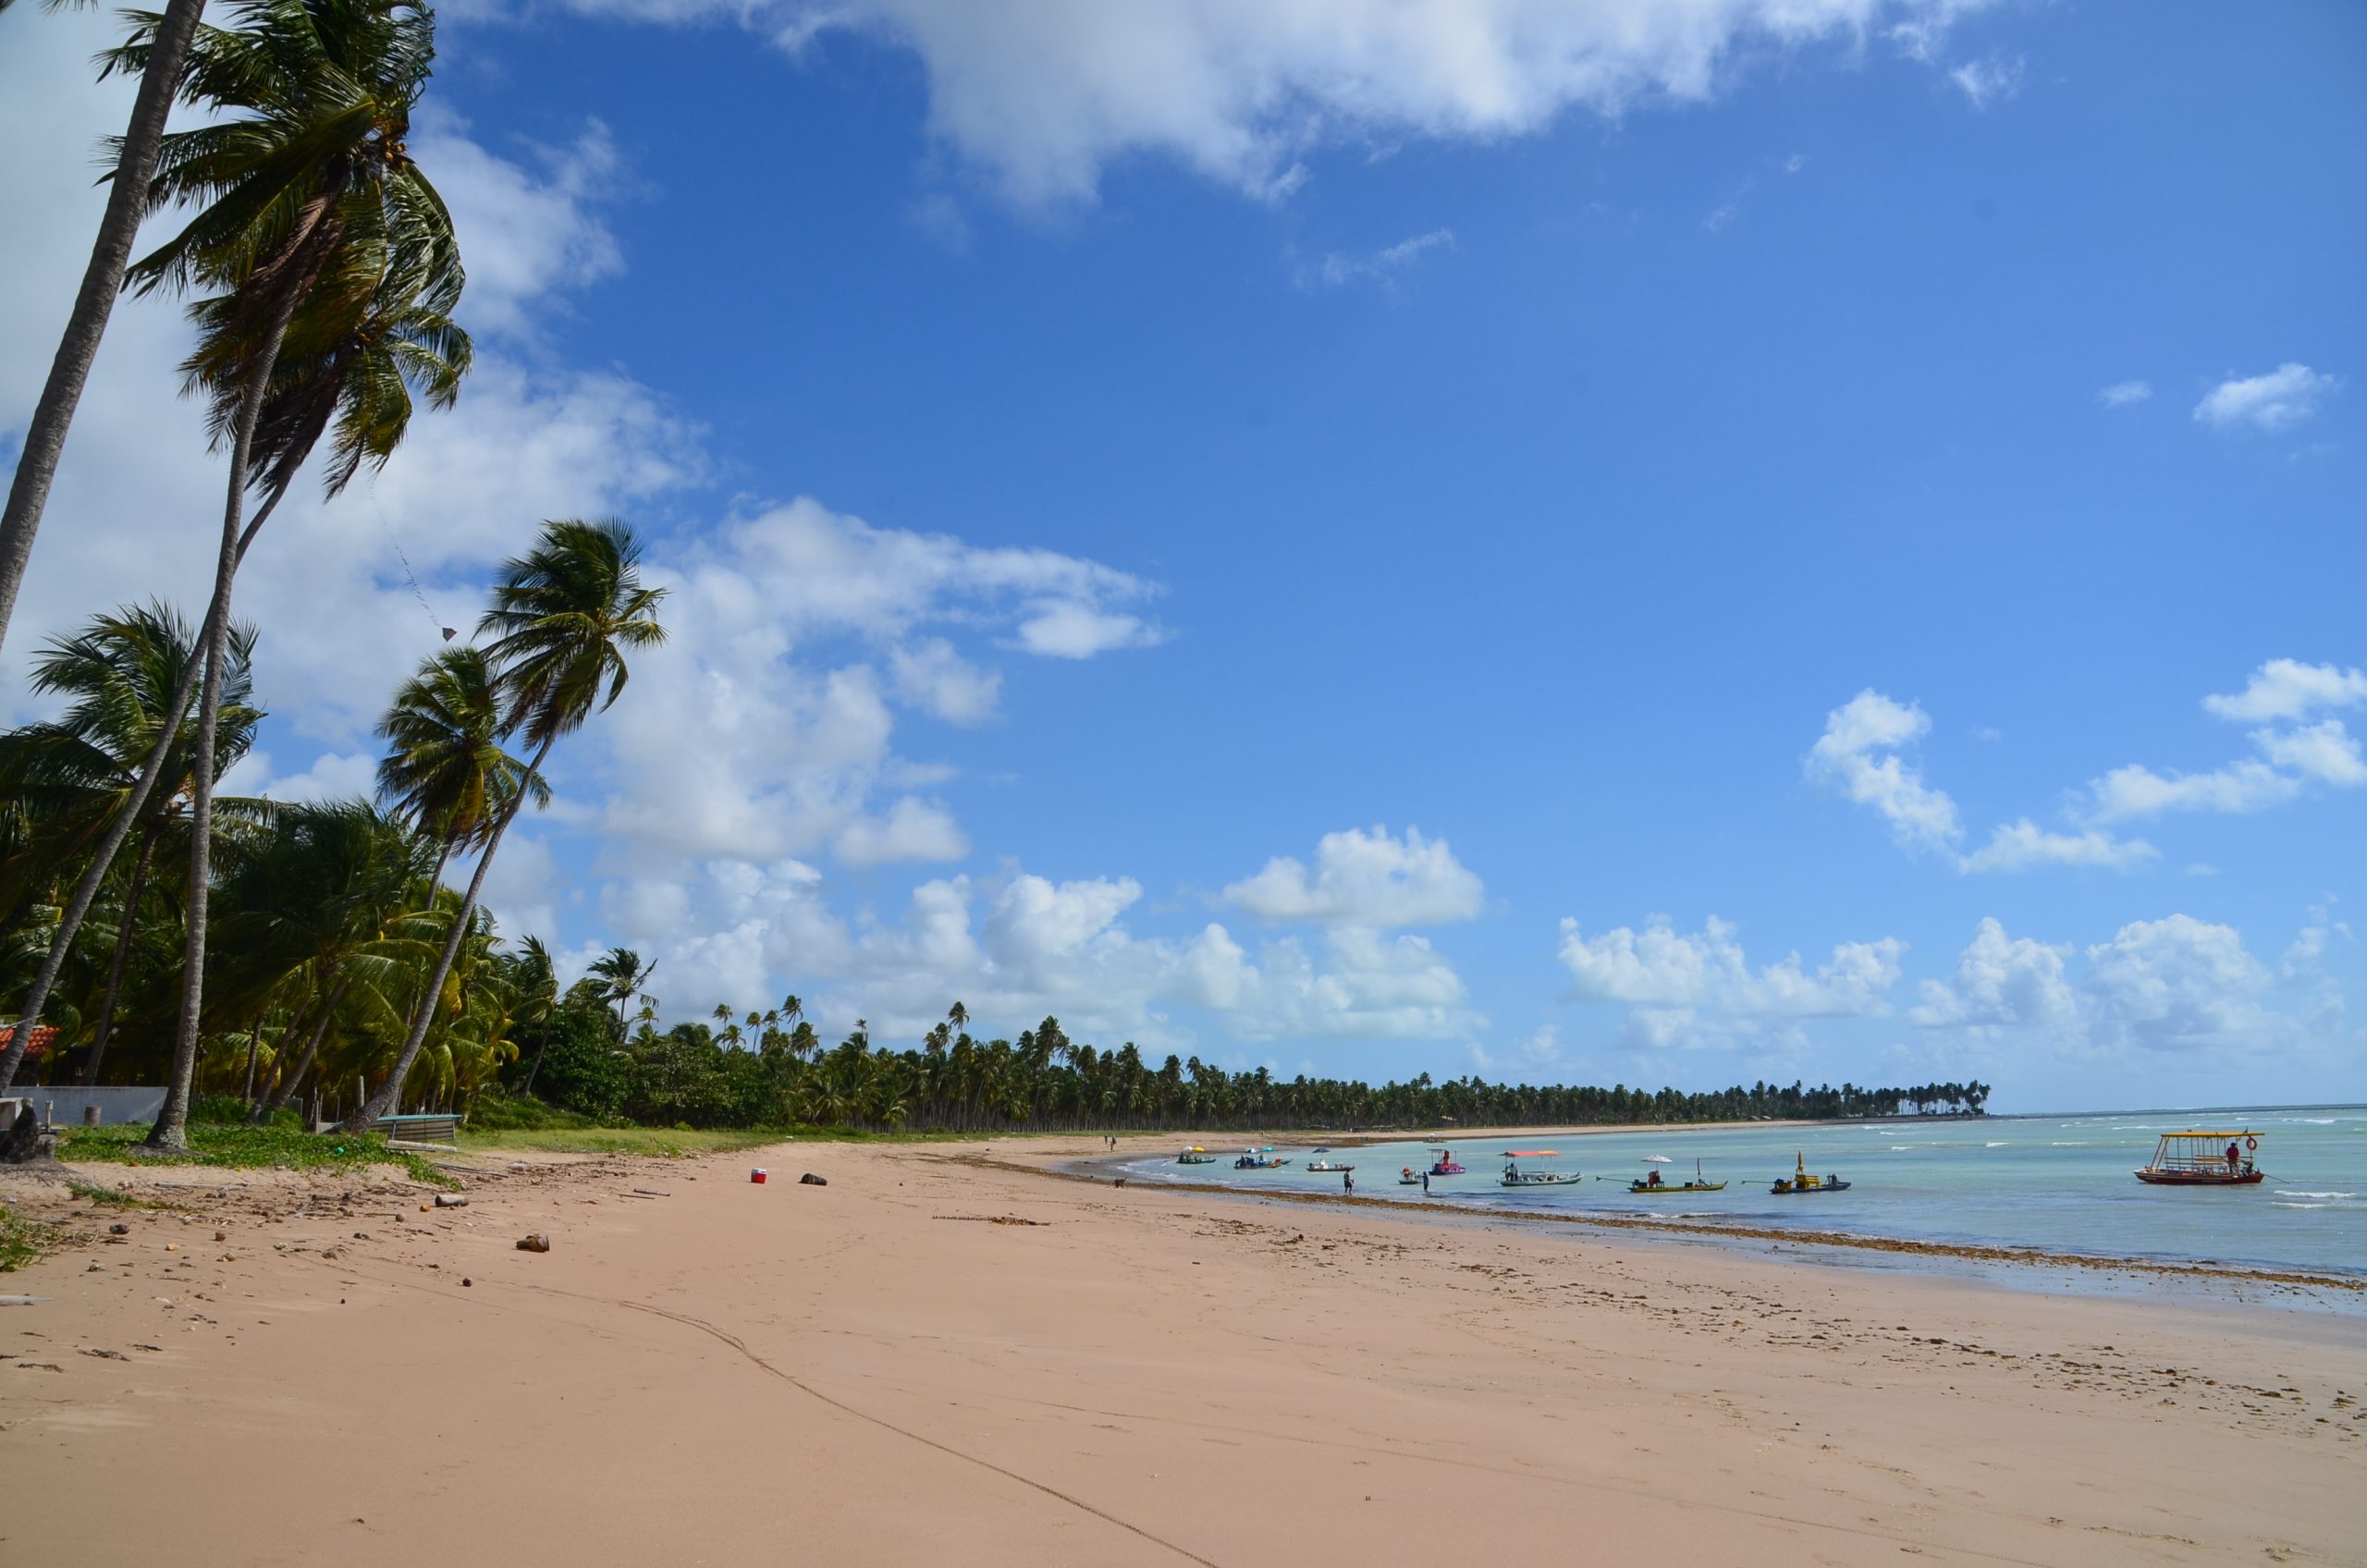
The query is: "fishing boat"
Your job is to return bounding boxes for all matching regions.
[1427,1147,1466,1177]
[2135,1130,2265,1186]
[1771,1153,1848,1194]
[1398,1166,1424,1185]
[1305,1157,1355,1172]
[1499,1150,1582,1187]
[1234,1147,1293,1170]
[1630,1158,1725,1194]
[1175,1146,1216,1165]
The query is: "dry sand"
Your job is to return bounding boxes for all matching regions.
[3,1135,2361,1566]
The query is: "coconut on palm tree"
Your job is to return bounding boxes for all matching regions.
[342,518,666,1130]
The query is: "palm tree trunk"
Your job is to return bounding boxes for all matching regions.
[0,487,284,1099]
[257,975,344,1121]
[75,815,160,1085]
[343,731,557,1131]
[0,0,210,655]
[148,289,303,1152]
[239,1011,265,1106]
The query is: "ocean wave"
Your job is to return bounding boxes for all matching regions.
[1985,1141,2008,1147]
[2276,1190,2357,1199]
[2050,1141,2089,1146]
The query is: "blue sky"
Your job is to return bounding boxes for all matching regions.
[4,0,2361,1110]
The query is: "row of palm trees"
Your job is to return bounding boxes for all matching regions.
[0,520,668,1136]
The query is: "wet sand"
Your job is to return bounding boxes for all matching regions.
[4,1134,2361,1565]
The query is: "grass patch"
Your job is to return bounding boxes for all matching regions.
[1,1204,64,1272]
[57,1122,455,1186]
[65,1180,187,1210]
[460,1125,786,1158]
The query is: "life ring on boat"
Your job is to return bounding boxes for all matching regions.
[2245,1137,2258,1151]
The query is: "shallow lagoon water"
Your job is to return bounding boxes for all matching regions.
[1125,1106,2367,1278]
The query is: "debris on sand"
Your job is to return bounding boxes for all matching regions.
[516,1234,551,1253]
[799,1172,828,1186]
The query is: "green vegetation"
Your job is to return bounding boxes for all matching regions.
[460,1126,784,1158]
[65,1180,183,1209]
[57,1121,454,1186]
[1,1203,64,1272]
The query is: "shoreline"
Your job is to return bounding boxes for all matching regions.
[1011,1153,2367,1300]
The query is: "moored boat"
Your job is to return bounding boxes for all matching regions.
[1398,1166,1424,1185]
[1305,1157,1355,1172]
[1176,1146,1216,1165]
[1234,1147,1293,1170]
[1630,1158,1725,1194]
[1428,1146,1466,1177]
[1771,1152,1848,1194]
[2135,1130,2265,1186]
[1500,1150,1582,1187]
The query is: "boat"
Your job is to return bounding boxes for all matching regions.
[1305,1157,1355,1172]
[1427,1146,1466,1177]
[1630,1158,1725,1194]
[1398,1166,1424,1185]
[1771,1153,1848,1194]
[1175,1146,1216,1165]
[2135,1130,2265,1186]
[1499,1150,1582,1187]
[1234,1147,1293,1170]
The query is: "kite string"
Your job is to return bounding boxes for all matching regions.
[366,474,455,641]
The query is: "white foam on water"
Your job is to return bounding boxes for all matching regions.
[1985,1141,2008,1147]
[2051,1141,2089,1146]
[2278,1191,2357,1199]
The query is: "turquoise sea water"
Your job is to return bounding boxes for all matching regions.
[1122,1106,2367,1278]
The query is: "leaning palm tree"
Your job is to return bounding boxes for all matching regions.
[126,0,465,1149]
[508,934,561,1094]
[343,518,666,1129]
[0,0,212,655]
[0,604,261,1096]
[589,947,656,1030]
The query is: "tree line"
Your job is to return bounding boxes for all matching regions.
[513,995,1993,1133]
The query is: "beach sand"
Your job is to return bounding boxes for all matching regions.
[4,1135,2361,1566]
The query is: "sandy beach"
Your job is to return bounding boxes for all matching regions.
[4,1135,2361,1567]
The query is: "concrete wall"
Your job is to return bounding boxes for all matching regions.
[19,1086,166,1126]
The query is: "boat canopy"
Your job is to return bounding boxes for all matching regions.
[1501,1150,1558,1158]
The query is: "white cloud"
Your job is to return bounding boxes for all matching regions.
[2098,379,2152,408]
[218,748,380,804]
[1557,913,1903,1023]
[2257,719,2367,786]
[1908,918,2076,1030]
[1958,818,2155,873]
[1806,690,1962,853]
[1947,51,2023,110]
[889,637,1001,724]
[2086,758,2299,820]
[2201,658,2367,723]
[834,795,970,865]
[1012,598,1163,658]
[1225,825,1484,926]
[1301,227,1456,290]
[2192,363,2342,433]
[1912,914,2320,1060]
[411,111,627,337]
[487,0,1993,207]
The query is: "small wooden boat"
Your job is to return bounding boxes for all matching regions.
[1234,1147,1293,1170]
[1398,1166,1424,1185]
[1771,1153,1848,1194]
[1305,1158,1355,1172]
[2135,1130,2265,1186]
[1500,1150,1582,1187]
[1176,1146,1216,1165]
[1630,1158,1725,1194]
[1428,1146,1466,1177]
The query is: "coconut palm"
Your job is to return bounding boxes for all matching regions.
[0,0,212,655]
[590,948,656,1029]
[375,647,543,890]
[121,0,465,1149]
[0,603,260,1096]
[343,518,666,1130]
[508,935,561,1095]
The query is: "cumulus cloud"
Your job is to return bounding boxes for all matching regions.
[219,749,381,804]
[2085,659,2367,822]
[2192,363,2342,433]
[1806,691,1962,853]
[889,638,1001,724]
[2201,658,2367,724]
[1557,913,1904,1034]
[411,111,628,337]
[1225,826,1484,927]
[1912,913,2320,1058]
[834,796,969,865]
[1959,819,2157,873]
[2098,379,2152,408]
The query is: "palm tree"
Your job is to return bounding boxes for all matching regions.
[509,935,561,1095]
[129,0,466,1149]
[0,604,260,1096]
[0,0,212,655]
[590,948,656,1029]
[343,518,666,1130]
[375,647,544,891]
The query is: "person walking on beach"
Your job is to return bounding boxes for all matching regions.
[1343,1170,1354,1194]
